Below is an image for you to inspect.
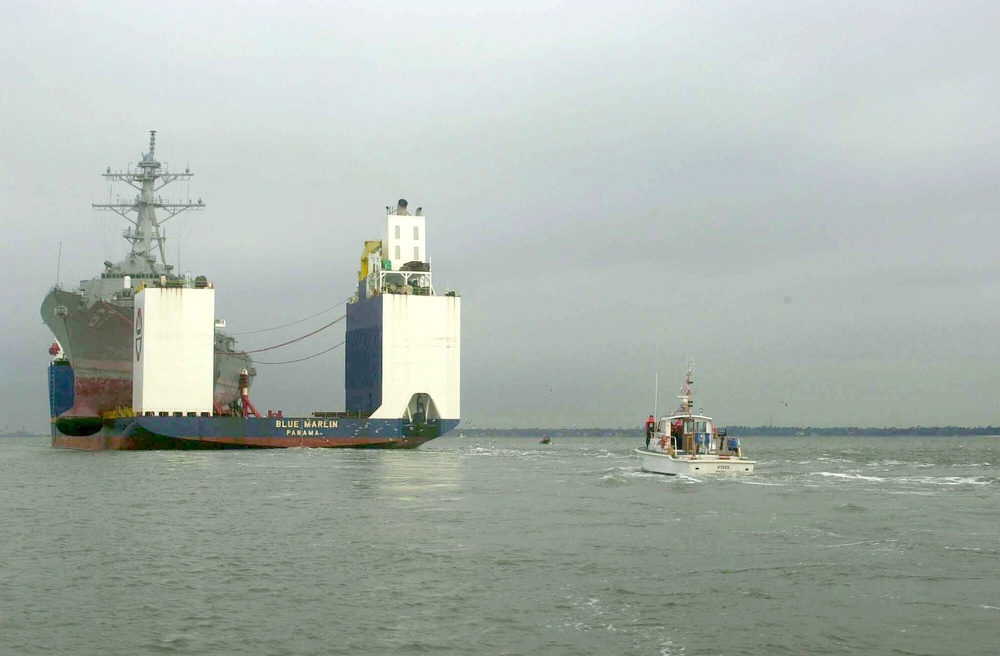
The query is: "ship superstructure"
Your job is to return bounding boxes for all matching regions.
[41,132,253,440]
[346,199,461,436]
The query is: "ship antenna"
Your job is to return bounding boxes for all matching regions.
[55,241,62,288]
[149,130,156,158]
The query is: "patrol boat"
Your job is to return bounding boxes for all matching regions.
[636,365,755,475]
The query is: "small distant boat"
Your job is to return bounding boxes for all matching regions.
[540,435,551,444]
[0,426,33,438]
[636,364,755,476]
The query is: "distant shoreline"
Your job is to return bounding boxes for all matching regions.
[457,427,1000,437]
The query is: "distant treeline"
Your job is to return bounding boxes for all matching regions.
[461,428,629,438]
[727,426,1000,437]
[458,426,1000,437]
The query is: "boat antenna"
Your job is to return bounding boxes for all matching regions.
[653,372,659,420]
[653,336,660,418]
[55,241,62,288]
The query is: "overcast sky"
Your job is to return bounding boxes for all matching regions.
[2,1,998,431]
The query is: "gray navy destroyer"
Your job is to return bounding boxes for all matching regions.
[41,132,254,444]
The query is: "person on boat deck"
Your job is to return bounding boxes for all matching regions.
[727,436,741,457]
[644,415,655,447]
[671,420,683,449]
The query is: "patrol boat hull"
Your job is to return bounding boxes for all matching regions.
[636,447,756,475]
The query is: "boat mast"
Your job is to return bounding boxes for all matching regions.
[92,131,205,267]
[678,361,694,414]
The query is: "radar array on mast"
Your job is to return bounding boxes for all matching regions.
[92,130,205,264]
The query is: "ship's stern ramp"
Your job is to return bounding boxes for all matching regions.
[349,293,460,434]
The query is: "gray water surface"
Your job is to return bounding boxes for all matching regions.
[1,435,997,655]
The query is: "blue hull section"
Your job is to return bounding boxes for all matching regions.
[345,296,382,415]
[48,363,74,417]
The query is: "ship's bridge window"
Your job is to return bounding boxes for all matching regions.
[414,247,420,260]
[696,420,707,432]
[413,226,419,240]
[395,246,400,260]
[395,225,400,239]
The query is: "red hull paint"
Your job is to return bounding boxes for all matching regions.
[60,373,241,419]
[52,432,138,450]
[60,373,130,418]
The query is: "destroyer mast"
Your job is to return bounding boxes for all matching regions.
[92,130,204,272]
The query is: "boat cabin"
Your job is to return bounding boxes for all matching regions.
[652,413,738,457]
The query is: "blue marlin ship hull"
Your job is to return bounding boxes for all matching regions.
[50,414,459,450]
